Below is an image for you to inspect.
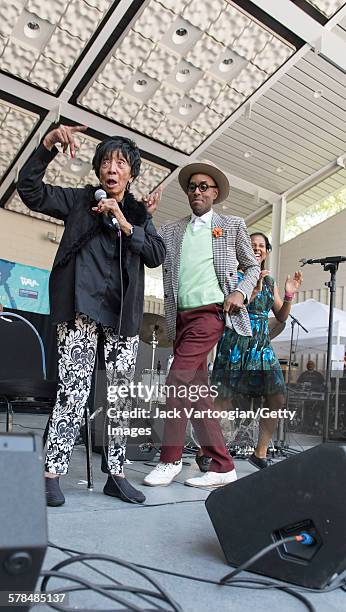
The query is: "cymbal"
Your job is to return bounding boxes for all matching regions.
[140,313,171,348]
[268,317,286,340]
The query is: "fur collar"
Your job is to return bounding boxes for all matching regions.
[56,187,148,267]
[89,186,148,226]
[121,190,148,226]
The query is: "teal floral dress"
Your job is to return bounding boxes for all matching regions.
[212,274,285,398]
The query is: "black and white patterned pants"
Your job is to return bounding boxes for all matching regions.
[45,313,139,475]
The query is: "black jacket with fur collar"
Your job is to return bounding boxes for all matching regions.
[17,144,166,335]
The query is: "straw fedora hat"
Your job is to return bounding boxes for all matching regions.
[178,160,230,204]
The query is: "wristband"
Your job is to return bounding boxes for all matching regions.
[284,292,293,302]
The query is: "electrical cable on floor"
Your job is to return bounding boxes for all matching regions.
[220,535,309,583]
[42,550,182,611]
[69,547,346,597]
[47,543,164,610]
[135,498,206,507]
[47,538,346,612]
[0,421,46,431]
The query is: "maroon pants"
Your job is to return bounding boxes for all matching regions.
[160,304,234,473]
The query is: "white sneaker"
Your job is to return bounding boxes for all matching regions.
[143,461,182,486]
[184,469,237,488]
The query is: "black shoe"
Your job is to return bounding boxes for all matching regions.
[248,453,268,470]
[103,476,146,504]
[195,453,212,473]
[45,477,65,507]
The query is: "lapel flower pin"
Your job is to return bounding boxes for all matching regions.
[212,227,223,238]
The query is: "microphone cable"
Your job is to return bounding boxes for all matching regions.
[98,195,146,505]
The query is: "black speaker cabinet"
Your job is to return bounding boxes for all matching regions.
[0,433,47,610]
[206,443,346,589]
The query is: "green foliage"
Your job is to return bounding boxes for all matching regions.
[284,188,346,242]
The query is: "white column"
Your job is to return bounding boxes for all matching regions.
[270,196,286,283]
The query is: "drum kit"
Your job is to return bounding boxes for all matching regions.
[137,313,290,457]
[82,311,313,461]
[139,316,285,376]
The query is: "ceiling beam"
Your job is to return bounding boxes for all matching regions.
[244,153,346,233]
[0,109,59,201]
[223,171,279,203]
[245,202,273,226]
[283,153,346,201]
[0,73,188,167]
[251,0,346,72]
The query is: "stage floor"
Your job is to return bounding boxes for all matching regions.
[2,413,345,612]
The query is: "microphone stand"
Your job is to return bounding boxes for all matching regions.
[300,256,346,442]
[323,261,339,442]
[276,314,308,456]
[149,327,159,415]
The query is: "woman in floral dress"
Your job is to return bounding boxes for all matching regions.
[212,232,302,469]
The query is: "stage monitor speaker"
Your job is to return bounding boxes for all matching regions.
[206,442,346,589]
[0,433,47,611]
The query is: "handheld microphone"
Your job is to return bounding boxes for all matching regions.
[94,188,120,229]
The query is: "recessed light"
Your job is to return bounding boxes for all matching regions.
[170,97,203,123]
[179,102,193,116]
[176,27,187,37]
[173,27,189,45]
[24,21,41,39]
[134,78,148,92]
[313,89,323,99]
[220,57,234,71]
[11,9,55,52]
[209,48,247,84]
[244,151,252,158]
[176,68,190,82]
[161,17,202,56]
[167,60,202,92]
[124,71,160,103]
[276,166,284,174]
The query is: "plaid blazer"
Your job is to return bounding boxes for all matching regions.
[158,211,260,340]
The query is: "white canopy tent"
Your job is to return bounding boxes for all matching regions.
[271,298,346,355]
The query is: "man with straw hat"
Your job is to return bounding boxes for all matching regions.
[144,161,259,488]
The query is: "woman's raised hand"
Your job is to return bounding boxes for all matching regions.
[142,186,163,215]
[43,124,87,158]
[285,270,303,294]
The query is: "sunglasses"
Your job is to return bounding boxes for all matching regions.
[187,181,218,193]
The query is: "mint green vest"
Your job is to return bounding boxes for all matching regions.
[178,221,224,310]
